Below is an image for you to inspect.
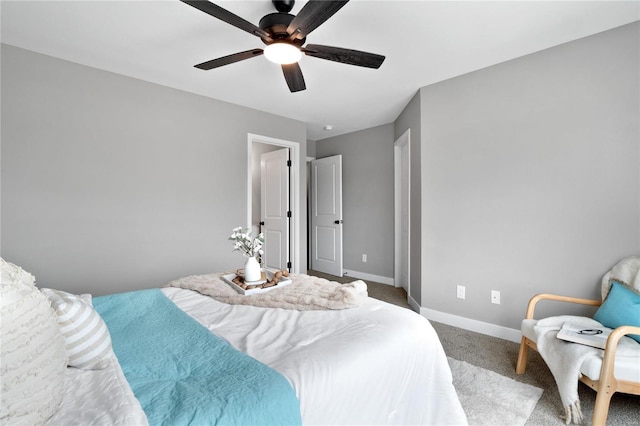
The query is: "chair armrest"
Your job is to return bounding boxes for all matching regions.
[603,325,640,359]
[600,325,640,383]
[525,293,601,319]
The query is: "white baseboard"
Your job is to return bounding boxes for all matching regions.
[420,307,522,343]
[407,294,420,313]
[342,269,394,286]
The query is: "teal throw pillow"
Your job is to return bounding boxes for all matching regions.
[593,281,640,343]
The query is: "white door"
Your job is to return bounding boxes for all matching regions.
[394,130,410,293]
[261,148,290,271]
[311,155,343,276]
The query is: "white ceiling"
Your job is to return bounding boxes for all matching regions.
[2,1,638,140]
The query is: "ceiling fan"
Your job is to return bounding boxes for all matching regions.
[181,0,386,92]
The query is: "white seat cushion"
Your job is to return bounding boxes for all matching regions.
[522,319,537,342]
[521,319,640,382]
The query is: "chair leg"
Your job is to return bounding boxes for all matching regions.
[591,387,613,426]
[516,337,529,374]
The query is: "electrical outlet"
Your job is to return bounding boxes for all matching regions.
[457,285,466,300]
[362,254,367,263]
[491,290,500,304]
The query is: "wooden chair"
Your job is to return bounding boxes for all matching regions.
[515,293,640,426]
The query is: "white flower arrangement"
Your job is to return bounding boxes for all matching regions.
[229,226,264,258]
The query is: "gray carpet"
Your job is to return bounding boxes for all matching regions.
[307,270,640,425]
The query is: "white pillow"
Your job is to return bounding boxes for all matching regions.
[1,259,67,426]
[41,288,113,370]
[1,257,36,287]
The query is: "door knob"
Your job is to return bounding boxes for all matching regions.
[334,220,343,224]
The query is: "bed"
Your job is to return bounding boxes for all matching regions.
[1,259,467,426]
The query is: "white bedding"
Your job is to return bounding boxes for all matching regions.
[45,287,466,425]
[162,287,467,425]
[45,356,147,426]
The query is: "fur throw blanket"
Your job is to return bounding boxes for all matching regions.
[165,273,368,310]
[601,255,640,299]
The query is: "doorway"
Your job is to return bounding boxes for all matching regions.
[394,129,410,294]
[247,133,301,274]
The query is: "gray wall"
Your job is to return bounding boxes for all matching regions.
[419,22,639,328]
[1,45,307,295]
[315,124,395,279]
[394,92,422,305]
[2,22,638,334]
[306,140,317,158]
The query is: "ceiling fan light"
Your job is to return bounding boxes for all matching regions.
[264,43,302,65]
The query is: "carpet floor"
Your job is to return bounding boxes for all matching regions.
[307,270,639,425]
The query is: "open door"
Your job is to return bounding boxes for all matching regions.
[261,148,290,271]
[310,155,343,277]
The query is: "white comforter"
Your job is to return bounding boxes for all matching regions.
[163,287,467,425]
[48,287,466,425]
[45,356,148,426]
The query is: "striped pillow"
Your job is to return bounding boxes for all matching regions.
[41,288,112,369]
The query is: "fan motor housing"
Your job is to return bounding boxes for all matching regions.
[259,13,305,46]
[272,0,295,13]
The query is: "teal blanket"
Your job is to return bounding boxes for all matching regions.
[93,289,301,426]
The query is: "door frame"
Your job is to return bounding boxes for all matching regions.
[247,133,301,274]
[394,129,411,291]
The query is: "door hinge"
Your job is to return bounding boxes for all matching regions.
[287,211,292,218]
[286,160,292,167]
[287,261,292,269]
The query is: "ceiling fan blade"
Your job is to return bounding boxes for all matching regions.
[181,0,272,42]
[286,0,349,40]
[303,44,385,69]
[281,63,306,92]
[194,49,264,70]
